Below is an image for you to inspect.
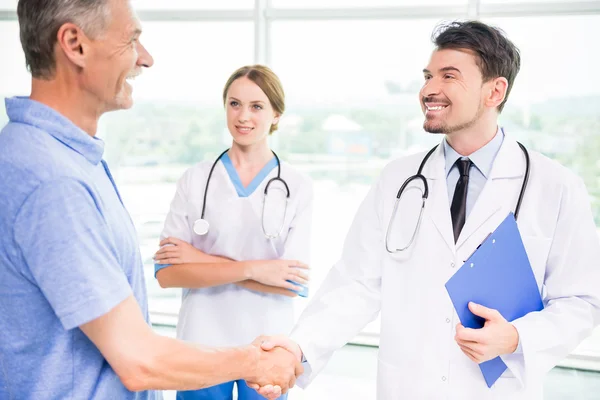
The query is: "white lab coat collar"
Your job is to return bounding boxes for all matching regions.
[422,134,527,252]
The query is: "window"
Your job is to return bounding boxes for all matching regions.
[482,0,598,3]
[271,18,441,335]
[484,14,600,359]
[484,16,600,224]
[271,0,467,7]
[0,21,29,125]
[97,21,254,317]
[0,0,16,10]
[130,0,252,9]
[2,0,600,372]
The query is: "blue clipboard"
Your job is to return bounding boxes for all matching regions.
[445,212,543,388]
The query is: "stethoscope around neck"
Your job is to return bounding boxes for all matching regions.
[193,149,291,239]
[385,141,530,253]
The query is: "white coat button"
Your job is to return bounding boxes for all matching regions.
[446,318,451,323]
[450,262,455,268]
[442,376,447,381]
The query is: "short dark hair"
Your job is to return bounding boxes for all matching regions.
[17,0,110,79]
[432,20,521,112]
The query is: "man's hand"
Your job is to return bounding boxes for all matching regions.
[243,337,303,400]
[246,335,304,399]
[454,302,519,363]
[154,237,204,264]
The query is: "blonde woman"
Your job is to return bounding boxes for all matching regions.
[154,65,313,400]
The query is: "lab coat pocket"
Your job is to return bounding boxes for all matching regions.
[520,235,552,291]
[492,369,527,398]
[376,357,404,399]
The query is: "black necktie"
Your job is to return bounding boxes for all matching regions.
[450,158,472,243]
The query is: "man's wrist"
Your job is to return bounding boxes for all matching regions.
[240,344,261,382]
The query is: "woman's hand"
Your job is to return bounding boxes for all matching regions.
[154,237,205,264]
[245,260,309,291]
[235,280,298,297]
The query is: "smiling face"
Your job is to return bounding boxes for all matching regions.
[225,76,280,147]
[419,48,487,134]
[82,0,153,112]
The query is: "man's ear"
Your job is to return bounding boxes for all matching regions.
[484,77,508,109]
[56,23,90,69]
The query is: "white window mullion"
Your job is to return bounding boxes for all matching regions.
[254,0,269,64]
[469,0,481,19]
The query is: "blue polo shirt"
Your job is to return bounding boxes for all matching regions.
[0,97,159,399]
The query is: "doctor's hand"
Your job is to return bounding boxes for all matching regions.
[258,335,303,362]
[245,259,309,291]
[154,237,205,264]
[454,302,519,364]
[246,335,304,398]
[243,337,303,399]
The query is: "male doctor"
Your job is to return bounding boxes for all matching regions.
[254,20,600,399]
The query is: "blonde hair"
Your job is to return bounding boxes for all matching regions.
[223,65,285,134]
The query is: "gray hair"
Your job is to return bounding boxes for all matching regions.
[17,0,111,79]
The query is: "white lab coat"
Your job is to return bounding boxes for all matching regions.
[161,159,313,347]
[291,135,600,399]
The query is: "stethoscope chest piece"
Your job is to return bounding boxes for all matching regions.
[193,219,210,235]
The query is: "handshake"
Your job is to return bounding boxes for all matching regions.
[245,335,304,399]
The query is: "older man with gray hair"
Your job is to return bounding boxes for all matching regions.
[0,0,301,399]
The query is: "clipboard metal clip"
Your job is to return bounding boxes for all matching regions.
[463,232,493,263]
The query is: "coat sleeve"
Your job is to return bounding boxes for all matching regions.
[501,175,600,386]
[291,176,385,388]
